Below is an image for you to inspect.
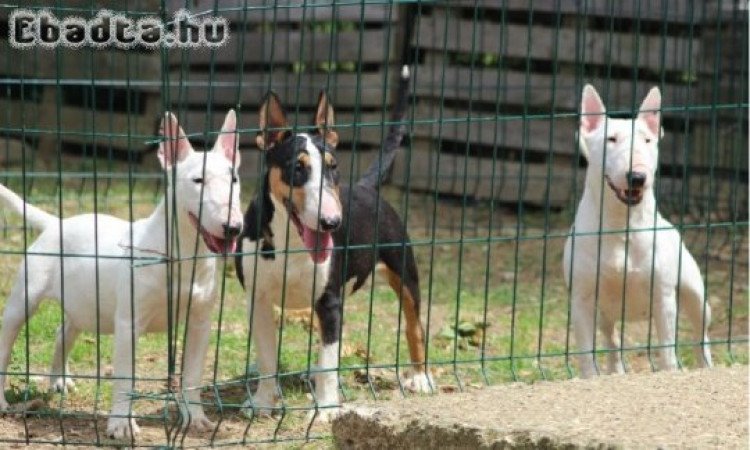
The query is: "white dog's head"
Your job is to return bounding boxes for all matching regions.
[158,110,244,254]
[579,84,662,206]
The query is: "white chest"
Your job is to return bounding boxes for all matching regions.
[242,238,330,309]
[596,231,664,320]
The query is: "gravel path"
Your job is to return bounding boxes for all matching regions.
[333,366,748,449]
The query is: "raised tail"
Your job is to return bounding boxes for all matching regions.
[0,183,57,230]
[357,64,412,189]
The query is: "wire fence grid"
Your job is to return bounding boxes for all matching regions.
[0,0,747,447]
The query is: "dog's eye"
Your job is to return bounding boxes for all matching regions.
[607,136,617,143]
[192,177,204,184]
[295,161,305,173]
[329,161,337,170]
[232,176,238,183]
[645,138,652,144]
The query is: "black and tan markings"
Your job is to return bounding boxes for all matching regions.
[236,85,429,384]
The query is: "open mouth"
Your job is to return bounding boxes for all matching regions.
[605,176,644,206]
[188,213,238,254]
[288,210,333,264]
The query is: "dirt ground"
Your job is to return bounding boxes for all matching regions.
[0,189,745,448]
[332,365,749,449]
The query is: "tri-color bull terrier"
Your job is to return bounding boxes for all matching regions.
[236,67,432,421]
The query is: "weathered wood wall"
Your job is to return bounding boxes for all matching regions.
[394,0,747,219]
[0,1,162,169]
[165,0,404,184]
[0,1,746,220]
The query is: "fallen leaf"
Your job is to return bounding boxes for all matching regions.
[439,385,458,394]
[456,321,477,337]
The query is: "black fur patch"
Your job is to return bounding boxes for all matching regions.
[235,174,275,289]
[260,238,275,260]
[265,134,338,188]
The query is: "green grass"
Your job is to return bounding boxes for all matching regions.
[0,181,746,446]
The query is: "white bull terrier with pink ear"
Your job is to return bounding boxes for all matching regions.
[0,110,243,440]
[564,85,712,378]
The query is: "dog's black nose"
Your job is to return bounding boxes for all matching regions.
[627,171,647,188]
[319,216,341,231]
[223,224,242,238]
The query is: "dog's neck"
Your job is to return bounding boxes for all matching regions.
[137,196,211,263]
[584,173,658,231]
[267,194,303,250]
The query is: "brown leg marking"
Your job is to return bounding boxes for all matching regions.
[384,267,426,373]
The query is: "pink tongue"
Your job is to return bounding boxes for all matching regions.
[301,226,333,264]
[204,232,237,254]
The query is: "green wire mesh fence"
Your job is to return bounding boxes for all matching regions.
[0,0,746,447]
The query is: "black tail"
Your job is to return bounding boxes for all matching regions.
[357,65,412,189]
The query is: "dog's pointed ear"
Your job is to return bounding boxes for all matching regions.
[637,87,662,138]
[158,112,193,169]
[314,90,338,148]
[580,84,606,134]
[257,92,288,150]
[214,108,241,168]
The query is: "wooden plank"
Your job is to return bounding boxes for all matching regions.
[391,145,581,207]
[0,98,51,130]
[683,122,749,171]
[237,147,397,185]
[0,138,30,166]
[410,104,577,156]
[409,103,742,170]
[414,13,700,73]
[0,42,161,83]
[179,110,402,149]
[168,29,395,65]
[166,0,400,23]
[698,17,748,75]
[657,174,748,221]
[0,0,161,19]
[448,0,698,24]
[702,0,750,21]
[2,83,161,154]
[412,66,700,118]
[166,71,396,109]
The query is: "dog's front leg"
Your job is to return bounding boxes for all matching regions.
[180,305,216,432]
[50,320,80,394]
[654,290,678,372]
[677,250,713,368]
[571,293,598,378]
[598,316,625,375]
[310,289,342,423]
[242,295,280,417]
[107,314,143,440]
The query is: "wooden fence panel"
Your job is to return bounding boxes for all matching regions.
[394,2,747,214]
[166,2,403,183]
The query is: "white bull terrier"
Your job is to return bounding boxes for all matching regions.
[0,110,243,440]
[564,85,712,378]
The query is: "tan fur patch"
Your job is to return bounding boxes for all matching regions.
[268,166,307,214]
[291,187,306,215]
[322,153,342,209]
[384,267,427,374]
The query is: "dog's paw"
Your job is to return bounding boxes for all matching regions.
[240,397,279,419]
[106,417,140,440]
[404,371,434,394]
[184,414,216,433]
[306,405,342,424]
[50,376,76,394]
